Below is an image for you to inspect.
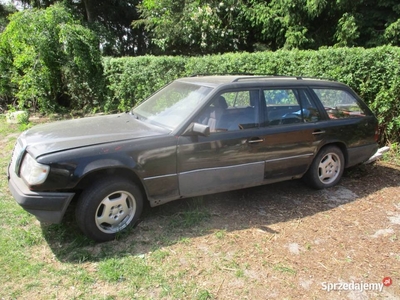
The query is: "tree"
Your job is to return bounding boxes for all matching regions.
[335,13,359,47]
[245,0,400,50]
[15,0,146,56]
[135,0,253,55]
[0,3,104,112]
[0,3,17,32]
[137,0,400,54]
[4,0,400,57]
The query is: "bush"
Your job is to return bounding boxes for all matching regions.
[103,46,400,144]
[0,4,104,114]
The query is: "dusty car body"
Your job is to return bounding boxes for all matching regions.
[8,76,379,241]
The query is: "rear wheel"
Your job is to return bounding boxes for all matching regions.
[304,146,345,189]
[76,177,143,242]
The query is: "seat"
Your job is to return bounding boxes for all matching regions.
[207,96,228,131]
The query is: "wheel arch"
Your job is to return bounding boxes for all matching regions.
[74,167,148,202]
[317,141,348,167]
[303,141,347,189]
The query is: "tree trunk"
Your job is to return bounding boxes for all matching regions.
[82,0,95,23]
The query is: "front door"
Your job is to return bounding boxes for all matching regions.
[177,89,266,197]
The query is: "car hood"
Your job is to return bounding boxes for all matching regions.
[19,113,170,158]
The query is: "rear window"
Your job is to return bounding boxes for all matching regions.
[313,89,366,119]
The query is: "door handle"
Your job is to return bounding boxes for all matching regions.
[312,130,325,135]
[248,138,264,144]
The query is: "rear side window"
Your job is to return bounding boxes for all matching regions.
[265,89,298,105]
[313,89,366,119]
[264,89,320,125]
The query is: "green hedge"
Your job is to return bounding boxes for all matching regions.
[104,46,400,144]
[102,56,186,112]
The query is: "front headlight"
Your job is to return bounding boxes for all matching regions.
[20,153,50,185]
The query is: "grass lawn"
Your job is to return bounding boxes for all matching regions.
[1,115,399,299]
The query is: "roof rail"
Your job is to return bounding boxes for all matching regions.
[189,73,336,82]
[190,73,256,77]
[295,76,335,81]
[234,75,336,82]
[232,75,300,82]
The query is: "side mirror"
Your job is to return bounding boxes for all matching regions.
[183,122,210,137]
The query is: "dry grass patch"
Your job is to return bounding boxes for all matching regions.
[0,116,399,299]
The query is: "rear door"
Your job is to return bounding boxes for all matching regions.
[258,88,324,181]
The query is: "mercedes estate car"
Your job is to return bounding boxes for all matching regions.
[8,76,379,242]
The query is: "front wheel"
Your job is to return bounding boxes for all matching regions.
[303,146,345,189]
[75,177,143,242]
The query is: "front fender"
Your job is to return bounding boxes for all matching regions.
[80,154,138,177]
[34,137,178,199]
[35,147,141,191]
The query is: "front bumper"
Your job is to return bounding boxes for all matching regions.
[8,169,75,224]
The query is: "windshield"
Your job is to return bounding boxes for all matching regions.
[132,81,213,130]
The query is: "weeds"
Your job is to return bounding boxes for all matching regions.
[273,263,297,275]
[383,142,400,165]
[5,106,32,131]
[214,229,226,239]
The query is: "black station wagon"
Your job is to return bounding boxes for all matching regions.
[8,76,379,241]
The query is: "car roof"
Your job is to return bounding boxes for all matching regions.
[176,76,243,87]
[176,75,350,89]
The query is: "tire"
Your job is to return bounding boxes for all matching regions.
[303,146,345,189]
[75,177,143,242]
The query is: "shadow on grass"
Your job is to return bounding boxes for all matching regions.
[41,162,400,263]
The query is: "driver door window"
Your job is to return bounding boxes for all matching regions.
[198,90,259,132]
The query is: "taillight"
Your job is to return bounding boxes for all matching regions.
[374,125,379,142]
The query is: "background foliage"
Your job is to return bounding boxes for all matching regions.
[0,3,16,32]
[0,1,399,144]
[0,4,103,113]
[3,0,400,56]
[103,56,186,112]
[9,0,146,56]
[138,0,400,54]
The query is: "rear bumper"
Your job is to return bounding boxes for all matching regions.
[8,170,75,224]
[347,143,379,167]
